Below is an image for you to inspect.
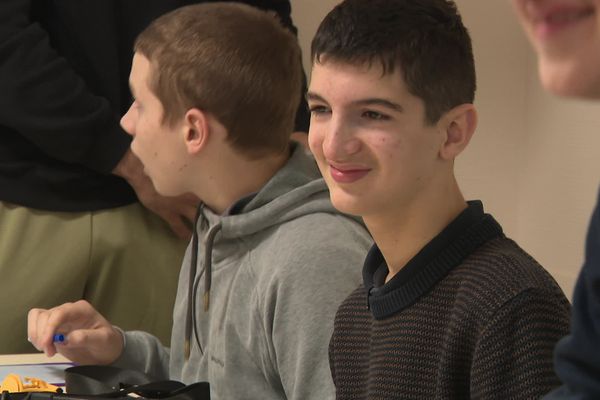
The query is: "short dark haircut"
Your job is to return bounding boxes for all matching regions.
[311,0,476,124]
[135,3,302,158]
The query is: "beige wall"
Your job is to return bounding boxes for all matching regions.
[291,0,600,298]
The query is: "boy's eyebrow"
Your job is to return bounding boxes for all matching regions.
[354,98,404,112]
[306,92,327,103]
[306,92,403,112]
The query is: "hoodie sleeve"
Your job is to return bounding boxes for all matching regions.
[0,0,131,173]
[258,213,372,400]
[112,331,171,381]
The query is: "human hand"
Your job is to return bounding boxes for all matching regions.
[113,150,199,240]
[27,300,123,365]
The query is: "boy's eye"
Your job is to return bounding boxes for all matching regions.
[308,105,330,115]
[363,111,388,120]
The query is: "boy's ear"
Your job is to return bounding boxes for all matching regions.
[438,103,477,160]
[183,108,210,154]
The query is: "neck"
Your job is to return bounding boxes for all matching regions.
[198,148,289,215]
[364,176,466,281]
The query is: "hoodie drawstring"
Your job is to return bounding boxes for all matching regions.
[185,203,222,360]
[202,222,221,312]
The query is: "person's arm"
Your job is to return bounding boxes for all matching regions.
[0,0,198,237]
[258,215,371,400]
[0,0,129,173]
[27,301,125,365]
[471,288,570,399]
[544,200,600,399]
[27,300,170,379]
[111,331,170,380]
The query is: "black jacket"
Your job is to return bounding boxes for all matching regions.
[546,190,600,399]
[0,0,307,211]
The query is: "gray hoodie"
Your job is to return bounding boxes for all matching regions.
[114,144,373,399]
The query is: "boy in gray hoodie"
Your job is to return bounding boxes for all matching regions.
[27,3,372,400]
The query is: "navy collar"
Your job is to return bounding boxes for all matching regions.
[364,200,504,319]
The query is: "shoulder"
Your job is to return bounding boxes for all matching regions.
[245,212,371,302]
[334,284,369,319]
[450,236,569,319]
[251,211,372,273]
[460,236,562,293]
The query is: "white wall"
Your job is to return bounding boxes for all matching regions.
[291,0,333,74]
[291,0,600,298]
[517,73,600,295]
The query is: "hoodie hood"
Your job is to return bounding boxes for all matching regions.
[200,143,335,239]
[183,143,344,360]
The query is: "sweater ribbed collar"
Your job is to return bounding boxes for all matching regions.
[364,200,503,320]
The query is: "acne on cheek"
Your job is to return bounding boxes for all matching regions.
[381,138,401,160]
[378,136,401,149]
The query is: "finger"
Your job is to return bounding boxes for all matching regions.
[175,193,200,223]
[66,326,114,349]
[181,203,199,224]
[35,309,57,356]
[51,331,93,365]
[169,215,192,240]
[60,329,85,349]
[46,310,72,356]
[62,327,122,365]
[38,301,84,356]
[27,308,44,350]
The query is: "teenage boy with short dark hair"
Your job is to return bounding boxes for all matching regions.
[27,4,372,400]
[307,0,571,398]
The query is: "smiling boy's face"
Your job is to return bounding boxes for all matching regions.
[307,60,447,219]
[120,52,189,196]
[512,0,600,99]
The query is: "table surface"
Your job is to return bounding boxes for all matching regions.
[0,353,70,365]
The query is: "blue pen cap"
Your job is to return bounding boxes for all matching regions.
[53,333,65,343]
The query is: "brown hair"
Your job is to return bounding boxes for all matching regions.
[135,3,302,157]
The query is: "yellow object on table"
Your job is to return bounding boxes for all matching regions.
[0,373,62,393]
[0,353,71,393]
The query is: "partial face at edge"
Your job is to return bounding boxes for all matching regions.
[120,53,189,196]
[307,60,446,219]
[512,0,600,98]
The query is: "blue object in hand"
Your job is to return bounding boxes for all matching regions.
[53,334,65,343]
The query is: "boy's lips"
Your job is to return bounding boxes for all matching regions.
[329,163,371,184]
[527,3,595,40]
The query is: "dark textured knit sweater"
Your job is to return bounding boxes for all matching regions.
[329,201,571,400]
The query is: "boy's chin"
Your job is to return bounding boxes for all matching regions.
[329,194,364,217]
[539,59,600,99]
